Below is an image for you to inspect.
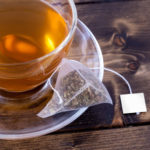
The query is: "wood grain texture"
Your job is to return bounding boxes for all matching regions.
[60,104,114,132]
[74,0,141,4]
[1,125,150,150]
[0,1,150,149]
[41,0,150,133]
[75,0,101,3]
[58,0,150,132]
[73,0,150,127]
[74,0,123,3]
[51,0,150,132]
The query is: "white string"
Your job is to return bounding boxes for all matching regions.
[104,68,133,94]
[49,60,139,115]
[90,67,133,94]
[91,67,140,115]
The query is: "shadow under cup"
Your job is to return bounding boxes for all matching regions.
[0,0,77,93]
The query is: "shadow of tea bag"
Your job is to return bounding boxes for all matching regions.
[37,59,113,118]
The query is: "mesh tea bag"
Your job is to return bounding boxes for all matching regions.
[37,59,113,118]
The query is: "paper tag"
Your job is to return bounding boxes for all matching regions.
[120,93,147,114]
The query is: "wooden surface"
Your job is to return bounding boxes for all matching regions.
[1,125,150,150]
[63,0,150,131]
[1,0,150,149]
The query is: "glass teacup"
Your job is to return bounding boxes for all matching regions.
[0,0,77,93]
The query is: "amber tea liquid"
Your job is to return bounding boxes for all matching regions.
[0,1,68,63]
[0,1,70,92]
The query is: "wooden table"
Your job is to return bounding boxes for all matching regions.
[1,0,150,149]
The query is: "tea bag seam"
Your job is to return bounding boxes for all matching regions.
[37,59,113,118]
[88,83,112,104]
[71,61,112,104]
[64,83,89,106]
[49,61,67,104]
[69,60,88,82]
[66,60,112,104]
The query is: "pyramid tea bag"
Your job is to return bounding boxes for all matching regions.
[37,59,113,118]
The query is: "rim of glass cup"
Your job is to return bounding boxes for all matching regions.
[0,0,77,66]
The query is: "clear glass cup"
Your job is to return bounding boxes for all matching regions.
[0,0,77,93]
[0,20,104,139]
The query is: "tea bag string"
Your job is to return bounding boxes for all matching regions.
[90,67,133,94]
[104,68,133,94]
[104,68,141,115]
[91,67,141,115]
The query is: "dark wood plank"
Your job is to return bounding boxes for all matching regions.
[74,0,141,4]
[60,104,114,132]
[59,0,150,131]
[1,125,150,150]
[75,0,101,3]
[77,0,150,126]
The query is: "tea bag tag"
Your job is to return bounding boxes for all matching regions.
[120,93,147,114]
